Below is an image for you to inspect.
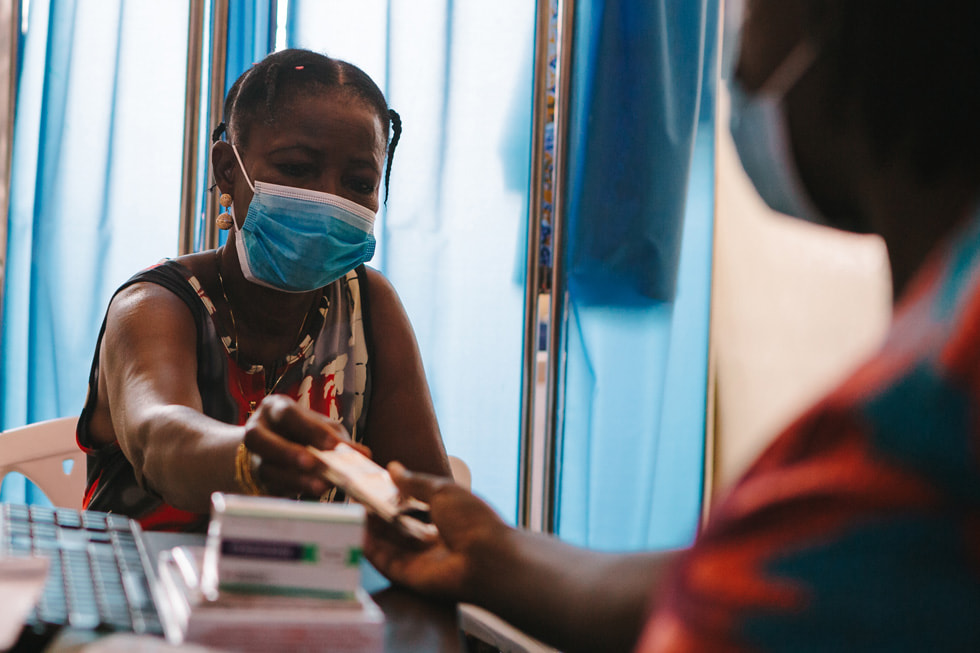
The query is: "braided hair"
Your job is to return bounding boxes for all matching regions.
[212,49,402,202]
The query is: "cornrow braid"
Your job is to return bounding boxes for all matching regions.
[211,121,227,143]
[384,109,402,205]
[262,62,283,124]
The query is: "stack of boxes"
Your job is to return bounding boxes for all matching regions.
[158,493,384,653]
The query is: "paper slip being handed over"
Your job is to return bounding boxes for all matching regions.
[307,444,438,541]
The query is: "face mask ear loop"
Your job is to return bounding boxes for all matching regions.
[230,144,257,193]
[759,40,819,97]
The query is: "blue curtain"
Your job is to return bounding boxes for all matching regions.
[286,0,535,520]
[194,0,277,251]
[1,0,189,502]
[556,0,717,550]
[225,1,276,84]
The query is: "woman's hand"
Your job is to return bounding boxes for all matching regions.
[363,462,511,601]
[366,462,682,652]
[242,394,370,498]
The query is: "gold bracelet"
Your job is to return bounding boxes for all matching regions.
[234,442,264,495]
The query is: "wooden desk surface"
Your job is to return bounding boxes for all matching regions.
[364,562,462,653]
[372,584,462,652]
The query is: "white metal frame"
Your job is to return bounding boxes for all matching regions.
[0,0,19,322]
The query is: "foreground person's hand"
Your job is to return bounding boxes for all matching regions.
[363,462,510,601]
[242,394,371,498]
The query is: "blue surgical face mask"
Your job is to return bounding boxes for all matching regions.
[728,39,825,223]
[229,144,377,292]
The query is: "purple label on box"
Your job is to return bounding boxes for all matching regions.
[221,538,317,562]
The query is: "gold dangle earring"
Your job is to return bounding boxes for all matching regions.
[216,193,234,230]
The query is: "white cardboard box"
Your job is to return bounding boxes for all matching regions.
[203,494,365,600]
[159,544,384,653]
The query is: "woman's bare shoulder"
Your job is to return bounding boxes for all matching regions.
[361,266,405,316]
[362,265,393,291]
[172,250,216,282]
[105,277,198,347]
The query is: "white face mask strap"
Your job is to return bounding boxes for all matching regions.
[228,202,241,234]
[760,40,818,97]
[230,143,256,193]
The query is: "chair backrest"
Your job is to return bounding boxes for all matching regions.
[708,94,891,507]
[0,416,86,509]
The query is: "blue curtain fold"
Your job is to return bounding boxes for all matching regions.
[225,0,277,89]
[566,0,709,305]
[1,0,190,502]
[556,0,717,550]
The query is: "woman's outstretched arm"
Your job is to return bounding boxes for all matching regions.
[97,282,351,512]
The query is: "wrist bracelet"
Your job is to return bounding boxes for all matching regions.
[234,442,264,495]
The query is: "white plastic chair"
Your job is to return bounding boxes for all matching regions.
[0,416,86,509]
[448,455,471,489]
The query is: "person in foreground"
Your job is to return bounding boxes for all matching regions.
[365,1,980,650]
[77,49,450,532]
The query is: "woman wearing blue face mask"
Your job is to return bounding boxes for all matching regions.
[362,1,980,651]
[76,49,451,532]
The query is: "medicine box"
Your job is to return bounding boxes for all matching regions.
[159,544,383,653]
[203,493,365,600]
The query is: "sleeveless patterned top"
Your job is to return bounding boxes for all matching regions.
[77,259,372,532]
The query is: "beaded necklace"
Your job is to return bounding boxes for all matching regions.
[213,248,319,416]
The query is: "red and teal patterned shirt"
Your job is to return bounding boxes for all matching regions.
[640,207,980,651]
